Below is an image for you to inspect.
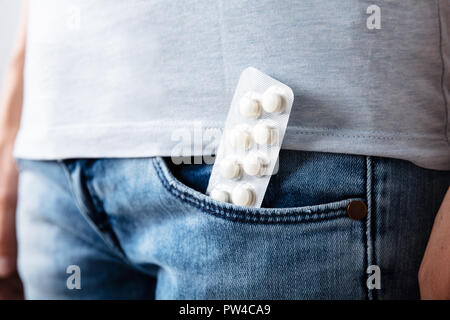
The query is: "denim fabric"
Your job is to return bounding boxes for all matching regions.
[16,150,449,299]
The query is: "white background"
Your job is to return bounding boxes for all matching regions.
[0,0,24,91]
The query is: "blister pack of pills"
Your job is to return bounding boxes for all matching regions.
[206,67,294,208]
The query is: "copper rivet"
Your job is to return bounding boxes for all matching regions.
[347,200,368,221]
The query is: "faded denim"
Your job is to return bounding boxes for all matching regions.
[16,150,450,299]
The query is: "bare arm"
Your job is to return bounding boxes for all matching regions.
[0,1,27,300]
[419,187,450,299]
[0,1,27,142]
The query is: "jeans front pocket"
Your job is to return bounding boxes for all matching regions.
[152,152,367,224]
[151,153,370,299]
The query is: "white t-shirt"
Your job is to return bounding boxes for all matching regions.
[14,0,450,170]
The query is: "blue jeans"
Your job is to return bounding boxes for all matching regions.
[16,150,449,299]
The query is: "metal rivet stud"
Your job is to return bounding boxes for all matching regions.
[347,200,368,221]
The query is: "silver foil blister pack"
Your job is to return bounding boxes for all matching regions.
[206,67,294,208]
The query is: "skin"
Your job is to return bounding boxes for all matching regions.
[0,3,448,300]
[419,187,450,299]
[0,1,27,300]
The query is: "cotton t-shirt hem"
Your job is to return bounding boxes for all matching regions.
[13,123,450,171]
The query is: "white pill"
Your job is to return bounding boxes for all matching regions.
[239,95,261,118]
[243,153,265,176]
[262,89,283,113]
[253,122,277,146]
[220,158,242,179]
[232,185,255,207]
[229,127,253,150]
[210,188,230,203]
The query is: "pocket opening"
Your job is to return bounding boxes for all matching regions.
[152,157,365,224]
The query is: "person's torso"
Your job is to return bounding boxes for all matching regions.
[15,0,450,170]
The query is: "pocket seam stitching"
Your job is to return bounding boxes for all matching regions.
[152,157,355,224]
